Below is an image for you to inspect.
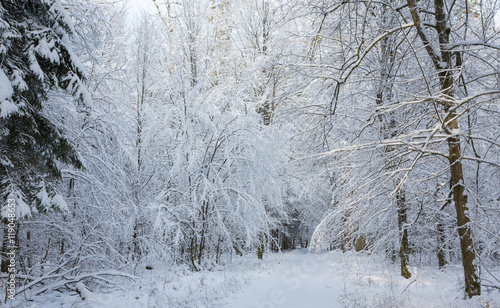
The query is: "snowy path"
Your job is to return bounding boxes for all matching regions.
[224,250,500,308]
[25,250,500,307]
[224,251,341,308]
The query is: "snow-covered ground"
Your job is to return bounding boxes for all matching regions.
[225,250,500,308]
[9,250,500,307]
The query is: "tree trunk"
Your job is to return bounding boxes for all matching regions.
[435,182,451,268]
[406,0,481,296]
[372,8,411,277]
[190,229,199,271]
[436,218,447,268]
[341,210,351,252]
[397,191,411,279]
[215,237,221,264]
[257,232,264,259]
[132,220,140,261]
[1,219,10,273]
[446,115,481,296]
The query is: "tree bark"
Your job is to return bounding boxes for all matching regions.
[1,219,10,273]
[436,218,447,268]
[446,116,481,296]
[341,210,351,252]
[257,232,264,259]
[397,191,411,279]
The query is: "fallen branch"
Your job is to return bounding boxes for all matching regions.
[16,270,137,297]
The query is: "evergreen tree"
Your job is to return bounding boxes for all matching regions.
[0,0,88,273]
[0,0,87,204]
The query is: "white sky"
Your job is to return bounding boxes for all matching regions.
[124,0,500,32]
[125,0,157,20]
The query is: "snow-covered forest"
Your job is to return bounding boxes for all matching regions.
[0,0,500,307]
